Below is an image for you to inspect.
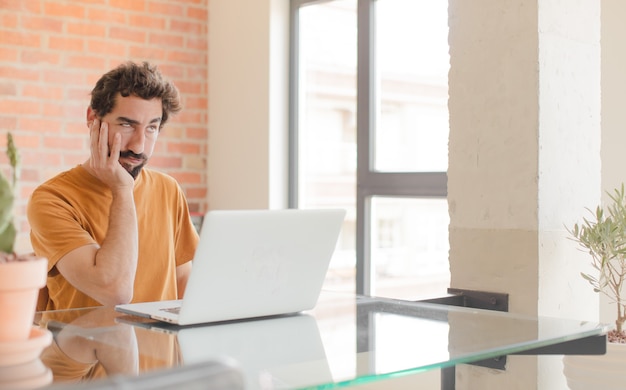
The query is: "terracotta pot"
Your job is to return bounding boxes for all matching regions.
[0,358,52,389]
[0,256,47,342]
[563,341,626,390]
[0,326,52,367]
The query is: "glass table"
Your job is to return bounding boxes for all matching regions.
[28,290,607,390]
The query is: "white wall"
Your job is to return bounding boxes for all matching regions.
[208,0,289,210]
[600,0,626,324]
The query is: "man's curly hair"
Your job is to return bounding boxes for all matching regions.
[90,61,182,127]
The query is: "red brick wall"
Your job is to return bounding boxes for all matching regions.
[0,0,208,252]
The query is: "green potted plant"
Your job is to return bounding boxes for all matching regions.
[0,133,47,344]
[563,184,626,389]
[569,184,626,343]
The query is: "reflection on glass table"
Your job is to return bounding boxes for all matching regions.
[32,291,608,390]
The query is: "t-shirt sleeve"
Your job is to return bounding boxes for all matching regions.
[27,187,97,271]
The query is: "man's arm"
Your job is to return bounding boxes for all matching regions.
[56,119,139,306]
[56,188,138,306]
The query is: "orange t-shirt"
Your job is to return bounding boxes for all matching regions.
[28,165,199,310]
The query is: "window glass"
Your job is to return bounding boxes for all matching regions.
[371,197,450,300]
[298,1,358,292]
[295,0,449,297]
[374,0,449,172]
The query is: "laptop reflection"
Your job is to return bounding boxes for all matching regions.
[123,313,333,390]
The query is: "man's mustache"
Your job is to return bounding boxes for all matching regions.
[118,151,147,160]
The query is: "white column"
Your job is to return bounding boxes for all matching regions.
[448,1,600,388]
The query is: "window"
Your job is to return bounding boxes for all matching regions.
[290,0,449,300]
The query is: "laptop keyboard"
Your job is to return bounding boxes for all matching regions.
[160,307,181,314]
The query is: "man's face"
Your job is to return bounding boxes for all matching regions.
[98,94,162,179]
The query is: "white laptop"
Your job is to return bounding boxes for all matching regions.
[115,209,345,326]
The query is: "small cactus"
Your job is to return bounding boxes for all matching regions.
[0,133,19,254]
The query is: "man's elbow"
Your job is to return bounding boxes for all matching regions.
[96,285,134,306]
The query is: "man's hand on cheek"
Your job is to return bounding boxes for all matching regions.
[88,119,134,191]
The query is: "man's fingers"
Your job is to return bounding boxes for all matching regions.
[109,132,122,163]
[89,119,100,156]
[99,121,109,159]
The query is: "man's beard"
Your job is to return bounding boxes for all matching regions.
[119,151,148,179]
